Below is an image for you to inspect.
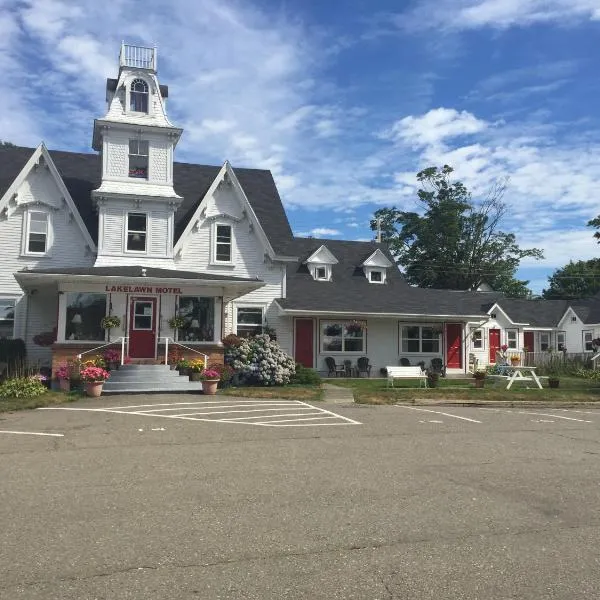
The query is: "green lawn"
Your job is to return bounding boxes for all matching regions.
[220,384,323,402]
[331,377,600,404]
[0,390,80,413]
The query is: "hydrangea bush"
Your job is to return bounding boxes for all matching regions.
[225,334,295,386]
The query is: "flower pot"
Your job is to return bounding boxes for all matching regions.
[190,372,203,382]
[85,382,104,397]
[202,380,219,395]
[59,379,70,392]
[548,379,560,389]
[474,379,485,388]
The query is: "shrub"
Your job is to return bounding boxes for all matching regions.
[225,334,295,386]
[291,364,321,385]
[210,363,235,383]
[0,338,26,371]
[0,376,47,399]
[574,368,600,380]
[222,333,242,347]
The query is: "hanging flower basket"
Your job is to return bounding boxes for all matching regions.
[168,316,186,329]
[101,315,121,330]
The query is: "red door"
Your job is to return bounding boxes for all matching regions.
[295,318,314,368]
[489,328,501,363]
[129,297,157,359]
[446,323,462,369]
[523,331,534,353]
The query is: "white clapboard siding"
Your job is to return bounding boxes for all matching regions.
[150,210,169,255]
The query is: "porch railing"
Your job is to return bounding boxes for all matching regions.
[119,43,156,70]
[160,337,209,368]
[520,351,593,368]
[77,337,129,365]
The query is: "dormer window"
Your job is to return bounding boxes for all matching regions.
[361,248,392,285]
[304,245,338,282]
[129,139,148,178]
[370,270,383,283]
[130,79,149,113]
[316,267,327,280]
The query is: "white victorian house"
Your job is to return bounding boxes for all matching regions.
[0,44,599,383]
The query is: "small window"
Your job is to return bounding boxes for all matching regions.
[237,307,263,338]
[571,316,577,323]
[490,313,497,319]
[0,299,15,338]
[127,212,147,252]
[129,139,149,178]
[27,211,49,254]
[316,266,327,280]
[215,224,232,262]
[583,331,594,352]
[471,329,483,349]
[130,79,149,113]
[557,331,566,352]
[506,329,518,349]
[540,332,550,352]
[370,270,383,283]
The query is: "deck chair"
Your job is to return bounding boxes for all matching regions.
[495,351,511,375]
[325,356,345,377]
[356,356,372,378]
[399,357,411,366]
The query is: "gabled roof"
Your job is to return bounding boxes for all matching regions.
[304,245,339,265]
[361,248,393,268]
[493,298,570,327]
[0,145,294,253]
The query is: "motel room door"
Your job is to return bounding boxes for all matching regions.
[129,297,157,359]
[295,318,315,368]
[445,323,462,369]
[489,328,501,363]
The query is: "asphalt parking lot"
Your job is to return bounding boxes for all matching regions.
[1,395,600,599]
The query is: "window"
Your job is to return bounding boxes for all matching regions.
[26,211,49,254]
[237,307,263,338]
[0,299,15,338]
[126,212,147,252]
[557,331,566,351]
[177,297,215,342]
[540,332,550,352]
[583,331,594,352]
[471,328,483,349]
[321,320,365,353]
[316,266,327,280]
[400,325,440,353]
[133,301,153,330]
[130,79,149,113]
[129,139,149,178]
[571,316,577,323]
[506,329,518,349]
[370,270,383,283]
[64,293,106,341]
[214,224,232,263]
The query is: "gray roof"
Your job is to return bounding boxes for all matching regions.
[278,238,502,317]
[18,265,260,282]
[0,145,294,253]
[493,298,569,327]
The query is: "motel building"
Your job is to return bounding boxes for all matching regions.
[1,44,600,389]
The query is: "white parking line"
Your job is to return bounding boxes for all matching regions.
[397,406,482,423]
[0,430,64,437]
[517,411,592,423]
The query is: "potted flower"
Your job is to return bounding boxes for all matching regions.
[176,357,190,376]
[168,348,183,370]
[55,364,71,392]
[473,370,486,388]
[103,348,121,371]
[100,315,121,342]
[548,376,560,389]
[80,365,110,397]
[200,368,221,395]
[509,353,520,366]
[188,358,205,381]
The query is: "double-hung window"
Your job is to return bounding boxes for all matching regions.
[557,331,566,351]
[26,211,49,254]
[400,326,440,353]
[506,329,518,349]
[540,332,550,352]
[130,79,149,113]
[0,299,15,338]
[321,321,366,353]
[471,328,483,349]
[129,139,149,178]
[583,331,594,352]
[236,307,263,338]
[214,224,232,263]
[127,212,147,252]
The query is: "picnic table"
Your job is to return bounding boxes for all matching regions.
[490,366,543,389]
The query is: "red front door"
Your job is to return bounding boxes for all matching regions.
[129,297,157,359]
[524,331,534,353]
[295,318,315,368]
[446,323,462,369]
[489,328,501,363]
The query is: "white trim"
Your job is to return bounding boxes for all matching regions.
[233,303,265,337]
[21,208,52,257]
[319,318,366,354]
[304,244,339,265]
[210,221,234,265]
[360,248,392,268]
[487,302,529,326]
[124,210,148,254]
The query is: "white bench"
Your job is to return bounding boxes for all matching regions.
[386,366,427,388]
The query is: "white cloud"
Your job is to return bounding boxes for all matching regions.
[295,227,342,237]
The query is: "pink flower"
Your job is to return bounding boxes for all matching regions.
[501,344,508,351]
[80,366,110,383]
[55,365,70,380]
[201,369,220,380]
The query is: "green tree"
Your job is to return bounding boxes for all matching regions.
[371,165,543,297]
[588,215,600,243]
[542,259,600,299]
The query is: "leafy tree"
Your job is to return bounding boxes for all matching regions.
[542,259,600,299]
[588,215,600,243]
[371,165,543,297]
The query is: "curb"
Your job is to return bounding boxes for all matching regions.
[392,400,600,409]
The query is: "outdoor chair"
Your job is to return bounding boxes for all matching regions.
[399,357,411,366]
[357,356,372,378]
[343,359,353,377]
[429,357,446,377]
[495,351,512,375]
[325,356,346,377]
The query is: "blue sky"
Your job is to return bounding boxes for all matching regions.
[2,0,600,293]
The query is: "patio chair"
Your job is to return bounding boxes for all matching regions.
[495,351,511,375]
[357,356,372,378]
[325,356,346,377]
[343,359,353,377]
[429,357,446,377]
[399,357,411,366]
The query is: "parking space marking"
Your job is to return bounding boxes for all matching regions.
[396,406,482,423]
[517,411,592,423]
[0,430,64,437]
[40,399,361,427]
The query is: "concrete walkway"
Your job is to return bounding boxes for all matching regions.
[321,383,355,404]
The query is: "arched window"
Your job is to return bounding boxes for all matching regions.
[130,79,149,113]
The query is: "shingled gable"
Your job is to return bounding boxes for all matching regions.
[0,145,295,253]
[361,248,392,267]
[0,143,96,251]
[304,245,339,265]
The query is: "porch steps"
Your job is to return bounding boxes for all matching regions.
[102,364,204,395]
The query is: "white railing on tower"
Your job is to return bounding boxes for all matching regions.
[119,43,156,71]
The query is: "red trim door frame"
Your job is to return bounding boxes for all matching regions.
[445,323,463,369]
[128,296,157,359]
[489,328,501,363]
[294,318,315,368]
